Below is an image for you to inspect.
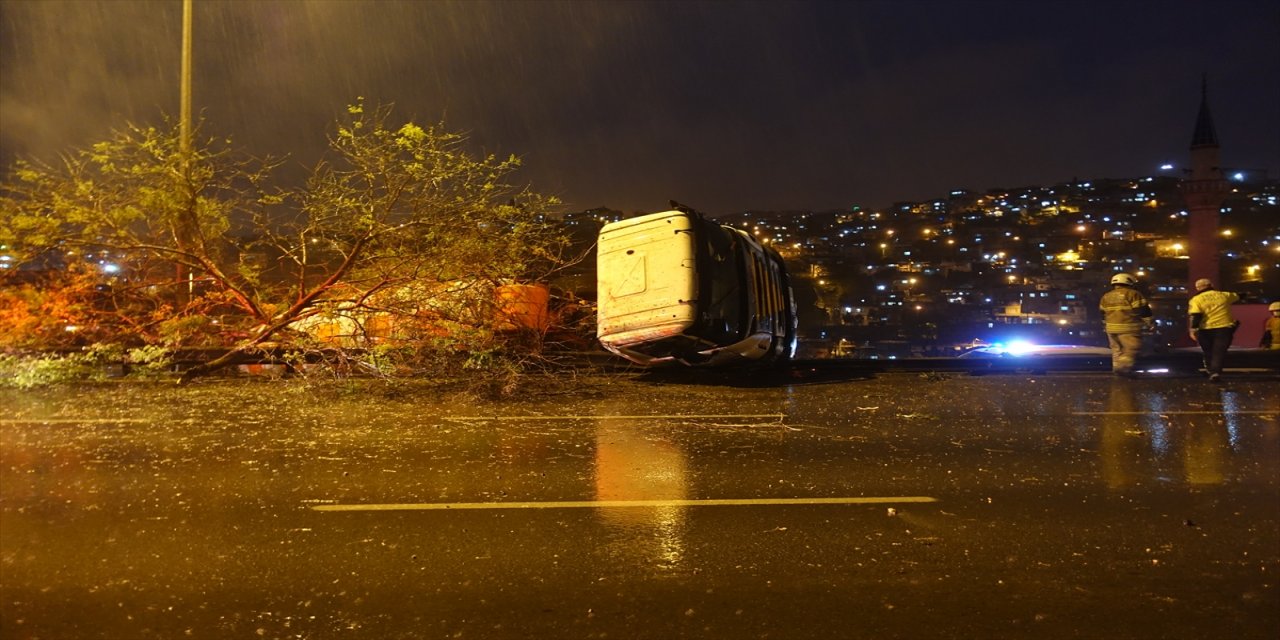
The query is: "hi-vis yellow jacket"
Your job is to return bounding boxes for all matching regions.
[1188,289,1240,330]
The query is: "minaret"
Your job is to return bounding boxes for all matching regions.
[1178,76,1229,292]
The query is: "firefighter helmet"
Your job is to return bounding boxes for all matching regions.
[1110,273,1137,286]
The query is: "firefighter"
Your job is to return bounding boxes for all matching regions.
[1098,273,1152,376]
[1260,301,1280,350]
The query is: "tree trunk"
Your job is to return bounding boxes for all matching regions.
[177,343,255,383]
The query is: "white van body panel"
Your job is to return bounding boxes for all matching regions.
[596,209,796,367]
[596,211,698,353]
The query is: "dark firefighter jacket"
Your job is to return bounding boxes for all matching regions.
[1099,286,1151,334]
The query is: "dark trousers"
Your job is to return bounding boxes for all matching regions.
[1196,326,1235,375]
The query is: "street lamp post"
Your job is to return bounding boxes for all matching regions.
[181,0,192,158]
[177,0,195,301]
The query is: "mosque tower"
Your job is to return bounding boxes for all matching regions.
[1178,76,1229,292]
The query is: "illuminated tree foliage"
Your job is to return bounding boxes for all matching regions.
[1,120,276,349]
[1,101,569,388]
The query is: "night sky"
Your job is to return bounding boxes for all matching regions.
[2,0,1277,215]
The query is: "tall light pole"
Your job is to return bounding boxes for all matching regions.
[181,0,192,159]
[178,0,195,301]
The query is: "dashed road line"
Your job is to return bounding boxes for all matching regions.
[444,414,785,422]
[312,496,938,512]
[0,418,149,424]
[1071,410,1276,416]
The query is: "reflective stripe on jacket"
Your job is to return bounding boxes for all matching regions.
[1099,287,1150,334]
[1188,290,1239,330]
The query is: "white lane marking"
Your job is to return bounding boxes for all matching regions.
[1071,410,1276,416]
[312,496,937,512]
[444,414,785,422]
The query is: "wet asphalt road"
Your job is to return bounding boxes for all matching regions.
[2,373,1277,639]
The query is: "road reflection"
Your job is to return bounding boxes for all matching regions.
[1097,380,1234,488]
[1098,380,1140,489]
[593,407,689,571]
[1183,386,1249,486]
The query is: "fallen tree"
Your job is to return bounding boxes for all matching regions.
[1,100,572,390]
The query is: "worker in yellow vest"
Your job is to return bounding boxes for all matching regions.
[1187,278,1240,382]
